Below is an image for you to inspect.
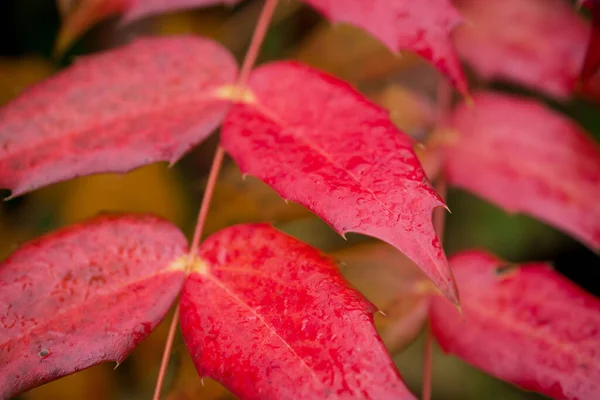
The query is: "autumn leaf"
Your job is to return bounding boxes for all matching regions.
[180,224,416,399]
[439,92,600,250]
[454,0,588,99]
[0,36,236,198]
[221,61,458,304]
[302,0,468,95]
[429,250,600,400]
[122,0,242,23]
[581,0,600,83]
[0,215,188,399]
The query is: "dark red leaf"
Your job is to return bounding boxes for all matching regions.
[302,0,468,95]
[429,250,600,400]
[179,223,415,400]
[0,36,236,197]
[221,61,458,304]
[581,0,600,82]
[441,92,600,250]
[454,0,589,99]
[0,214,188,398]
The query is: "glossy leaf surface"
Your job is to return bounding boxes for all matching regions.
[441,92,600,250]
[454,0,588,99]
[180,224,415,400]
[303,0,467,95]
[0,215,188,398]
[429,250,600,400]
[221,61,458,303]
[123,0,242,22]
[0,36,236,197]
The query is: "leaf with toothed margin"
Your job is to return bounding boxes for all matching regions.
[440,92,600,251]
[302,0,468,95]
[0,214,188,399]
[221,61,459,304]
[0,36,237,198]
[179,223,416,400]
[429,250,600,400]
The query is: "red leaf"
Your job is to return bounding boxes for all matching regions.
[302,0,468,95]
[0,214,188,398]
[581,0,600,82]
[454,0,589,99]
[441,92,600,250]
[221,61,458,304]
[123,0,242,22]
[0,36,236,197]
[429,250,600,400]
[179,224,415,400]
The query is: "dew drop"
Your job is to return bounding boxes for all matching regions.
[39,349,50,358]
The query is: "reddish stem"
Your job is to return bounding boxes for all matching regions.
[421,323,433,400]
[151,1,279,398]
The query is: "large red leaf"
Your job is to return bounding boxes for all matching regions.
[429,250,600,400]
[179,224,415,399]
[440,92,600,250]
[0,36,236,197]
[454,0,589,99]
[0,214,188,398]
[302,0,467,95]
[221,61,458,304]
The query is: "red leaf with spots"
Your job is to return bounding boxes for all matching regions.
[221,62,458,304]
[429,250,600,400]
[454,0,588,99]
[180,224,415,400]
[0,215,188,399]
[0,36,236,197]
[581,0,600,82]
[441,92,600,250]
[302,0,467,95]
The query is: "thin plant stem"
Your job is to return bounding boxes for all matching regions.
[422,79,453,400]
[151,1,279,398]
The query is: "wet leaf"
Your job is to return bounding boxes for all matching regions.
[302,0,468,95]
[454,0,588,99]
[0,36,236,198]
[221,61,458,304]
[440,92,600,250]
[180,224,416,399]
[0,214,188,398]
[429,250,600,400]
[122,0,241,23]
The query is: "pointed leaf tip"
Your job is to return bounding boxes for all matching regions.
[221,61,459,304]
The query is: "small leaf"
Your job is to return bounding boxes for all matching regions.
[454,0,588,99]
[302,0,468,95]
[221,61,458,304]
[440,92,600,250]
[429,250,600,400]
[0,214,188,398]
[0,36,236,197]
[180,224,416,400]
[581,0,600,83]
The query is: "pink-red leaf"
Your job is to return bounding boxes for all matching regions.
[179,224,415,400]
[0,36,236,197]
[429,250,600,400]
[441,92,600,250]
[581,0,600,82]
[454,0,589,99]
[0,214,188,398]
[123,0,242,22]
[221,61,458,304]
[302,0,468,95]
